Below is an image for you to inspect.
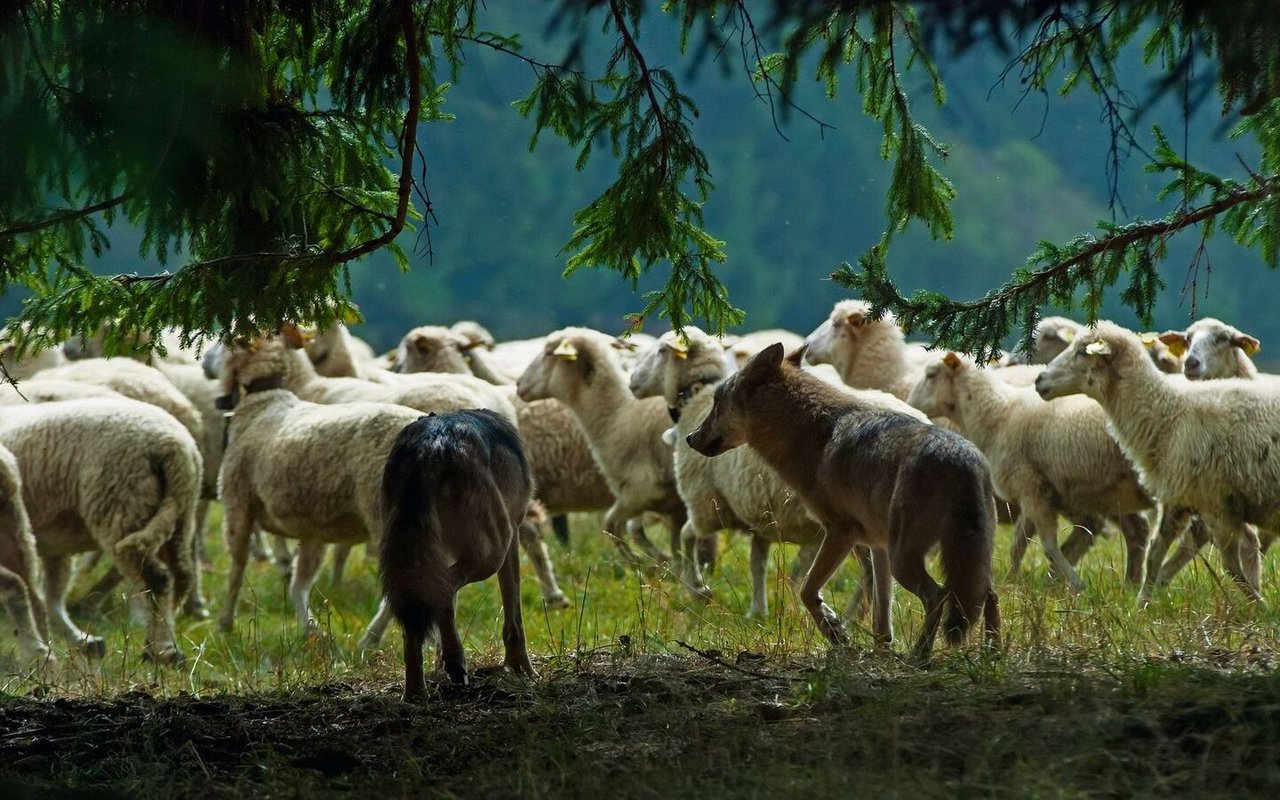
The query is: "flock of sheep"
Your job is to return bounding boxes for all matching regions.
[0,301,1275,670]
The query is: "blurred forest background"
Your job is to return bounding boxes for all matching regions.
[3,4,1271,360]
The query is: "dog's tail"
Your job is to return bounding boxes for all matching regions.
[379,428,450,643]
[940,468,999,646]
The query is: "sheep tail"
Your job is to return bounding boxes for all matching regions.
[941,476,999,647]
[379,438,449,643]
[114,443,200,595]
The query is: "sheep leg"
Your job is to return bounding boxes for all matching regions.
[1210,521,1263,602]
[870,546,894,648]
[289,539,327,637]
[1139,506,1193,604]
[789,542,818,586]
[272,534,293,578]
[799,527,858,647]
[498,537,535,677]
[249,530,272,563]
[358,598,396,650]
[78,567,124,613]
[41,555,104,657]
[329,544,353,586]
[517,520,570,608]
[1116,513,1152,586]
[1060,515,1103,566]
[603,507,647,567]
[551,514,571,545]
[177,517,207,621]
[1006,513,1035,582]
[1156,515,1210,584]
[216,505,256,633]
[111,540,181,664]
[747,536,770,618]
[696,529,719,573]
[679,520,713,603]
[0,564,49,661]
[401,627,428,703]
[1028,502,1083,591]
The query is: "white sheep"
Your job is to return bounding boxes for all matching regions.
[1002,316,1083,366]
[215,334,424,641]
[1036,321,1280,601]
[721,329,805,370]
[0,444,50,662]
[517,327,687,568]
[908,353,1155,590]
[803,300,924,400]
[62,323,202,365]
[1159,317,1261,381]
[0,323,65,381]
[31,357,211,616]
[0,397,202,661]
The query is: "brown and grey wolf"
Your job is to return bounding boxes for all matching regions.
[686,342,1000,663]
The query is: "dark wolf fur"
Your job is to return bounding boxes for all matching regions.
[380,409,535,701]
[687,343,1000,663]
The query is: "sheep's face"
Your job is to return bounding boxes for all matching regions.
[1159,318,1259,381]
[516,332,595,403]
[627,337,668,399]
[803,300,897,371]
[450,320,495,351]
[1035,330,1118,401]
[686,342,786,457]
[393,326,472,375]
[629,328,728,407]
[907,353,965,418]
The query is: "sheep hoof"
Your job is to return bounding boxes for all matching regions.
[505,657,537,678]
[143,646,185,666]
[183,599,211,620]
[543,593,572,610]
[77,636,107,659]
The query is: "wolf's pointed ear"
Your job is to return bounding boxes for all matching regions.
[784,343,809,366]
[741,342,784,386]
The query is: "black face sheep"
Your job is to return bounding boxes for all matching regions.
[687,343,1001,664]
[380,410,536,702]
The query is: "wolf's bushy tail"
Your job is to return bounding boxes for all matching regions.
[941,472,998,645]
[379,431,449,643]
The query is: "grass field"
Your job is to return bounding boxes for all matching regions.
[2,507,1280,797]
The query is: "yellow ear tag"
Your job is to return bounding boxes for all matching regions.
[943,351,963,369]
[1058,327,1076,343]
[1085,340,1111,356]
[1241,339,1261,357]
[1139,332,1158,348]
[670,335,690,360]
[553,340,578,361]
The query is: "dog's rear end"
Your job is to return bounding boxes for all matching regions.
[380,410,534,701]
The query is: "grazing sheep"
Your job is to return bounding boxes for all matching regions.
[381,410,535,701]
[215,334,424,640]
[0,444,50,662]
[908,353,1154,589]
[1035,322,1280,601]
[517,328,687,568]
[687,343,1000,664]
[0,398,201,662]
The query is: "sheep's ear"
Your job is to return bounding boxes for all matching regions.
[610,338,637,352]
[844,310,865,326]
[943,351,963,370]
[785,343,809,366]
[1055,326,1077,343]
[669,334,690,360]
[1084,340,1112,357]
[1157,331,1188,357]
[412,334,432,353]
[741,342,784,384]
[1138,332,1159,349]
[1234,333,1261,356]
[280,324,307,349]
[553,339,579,361]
